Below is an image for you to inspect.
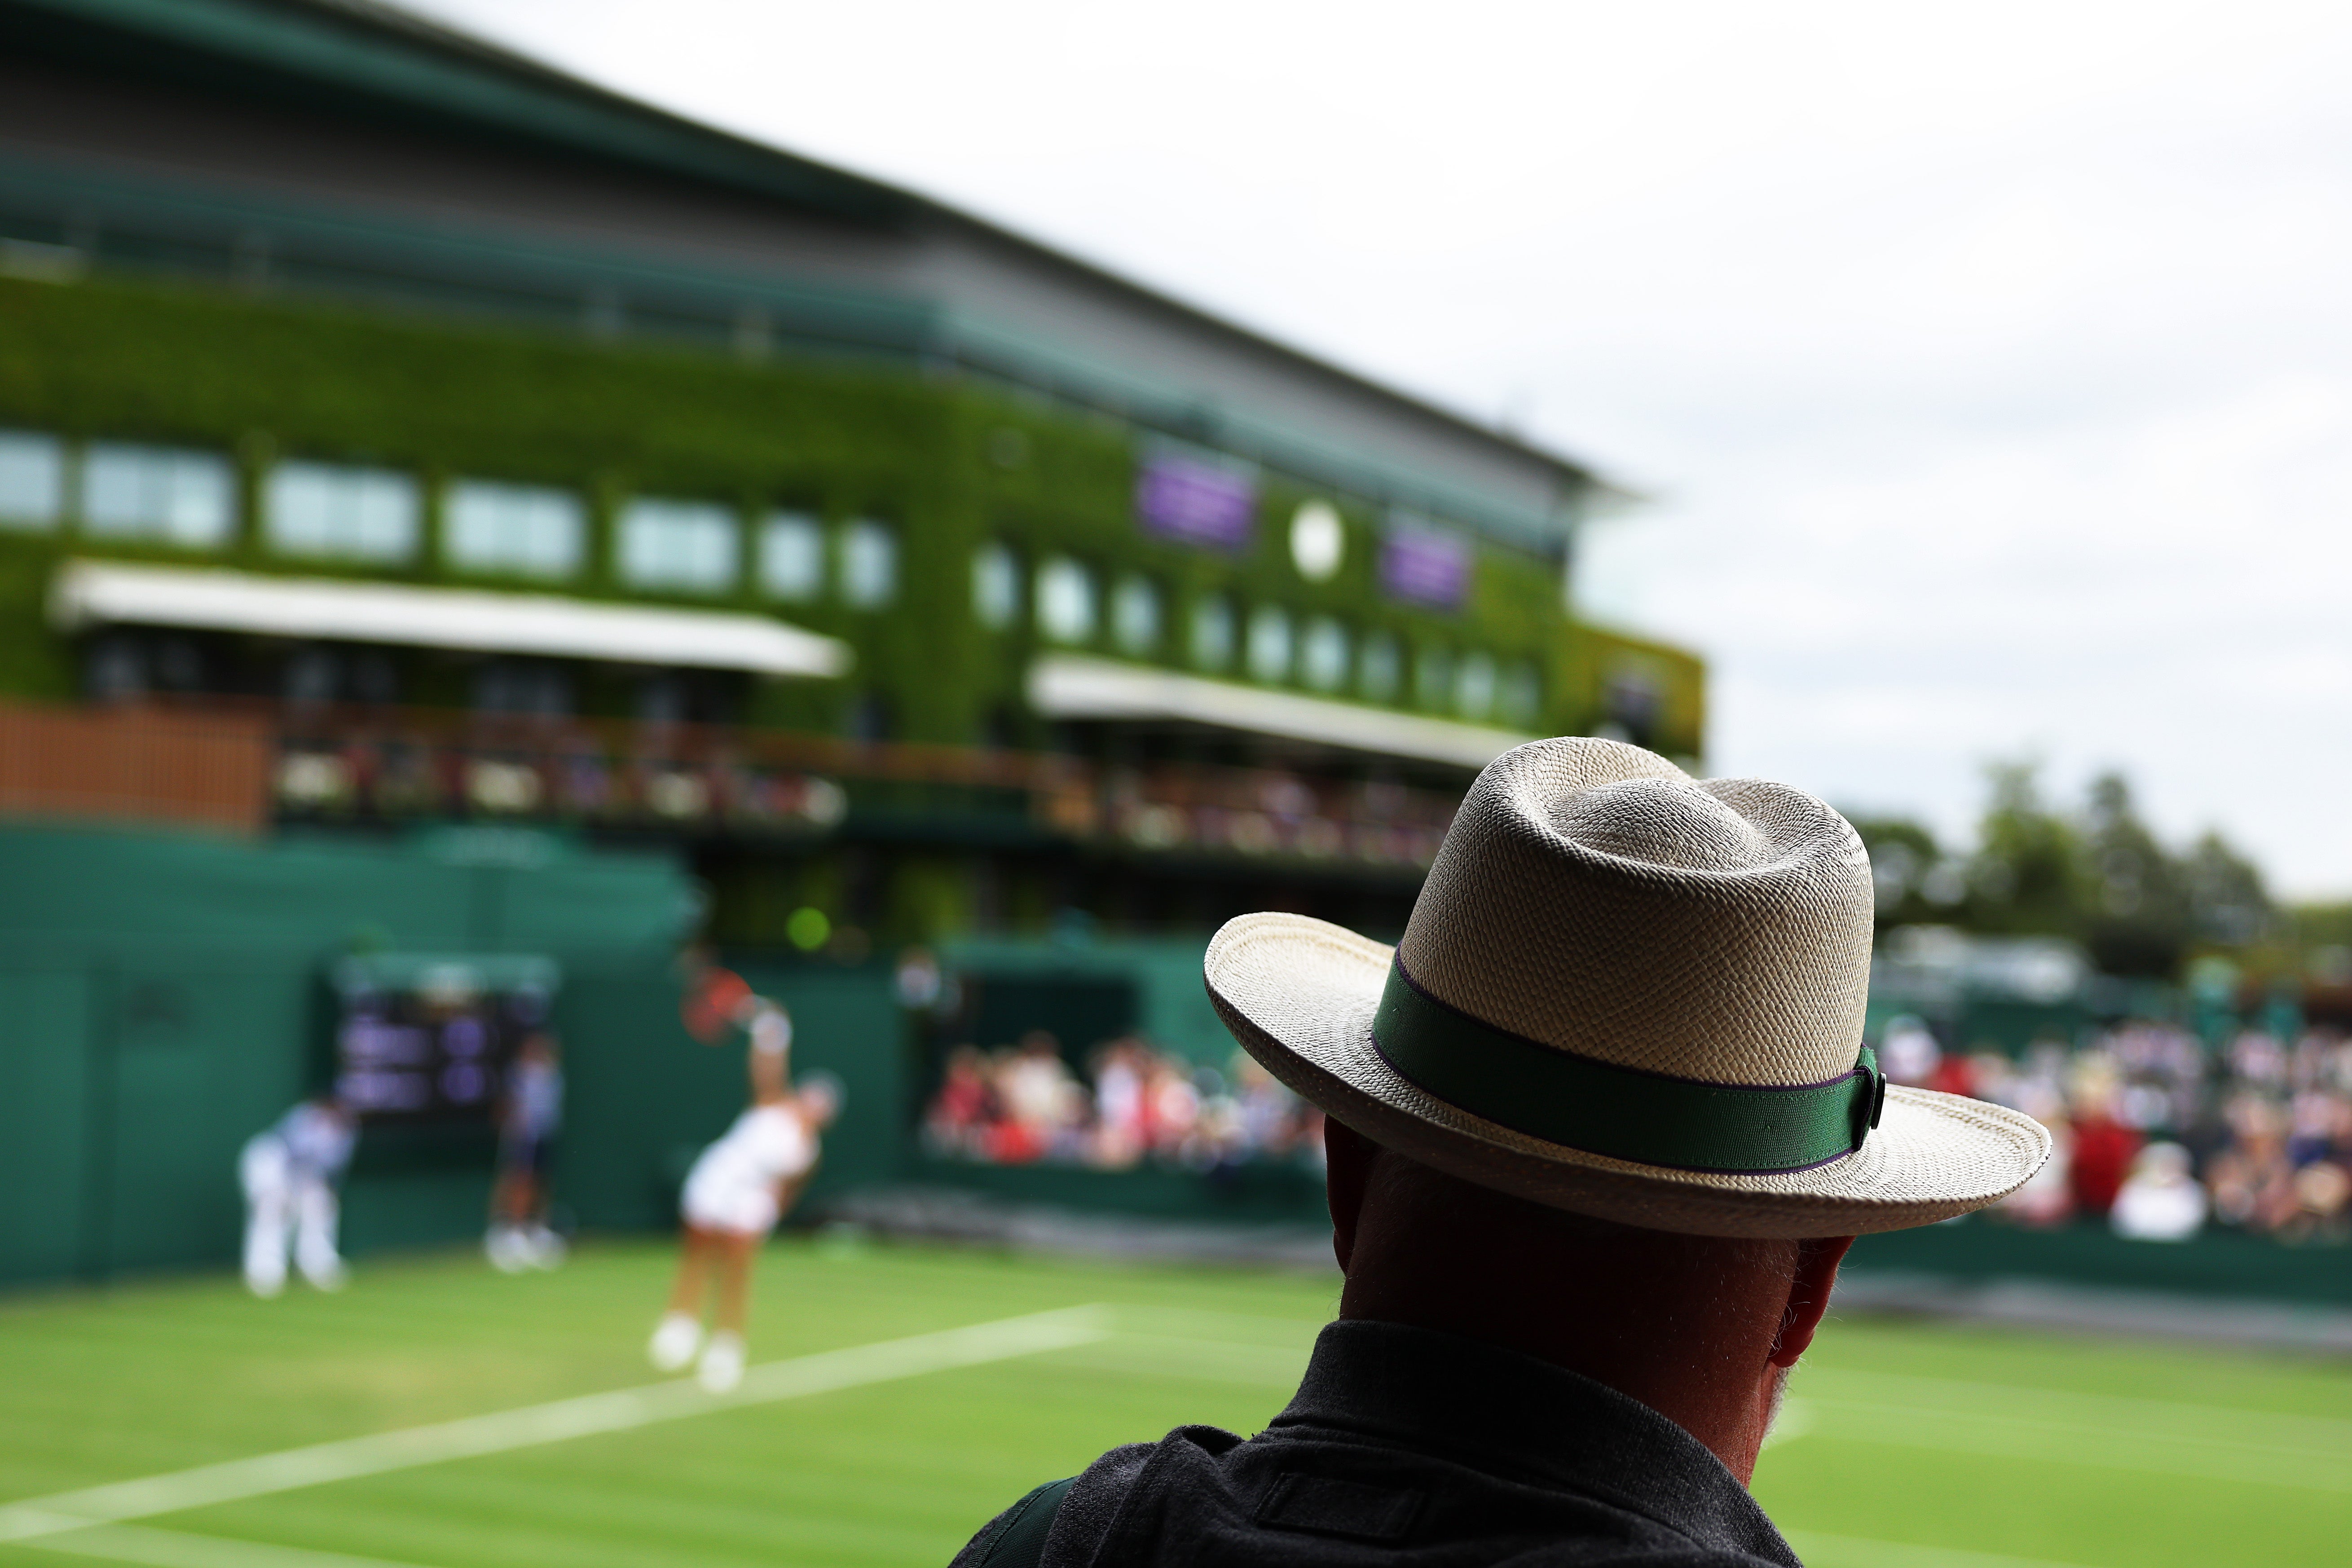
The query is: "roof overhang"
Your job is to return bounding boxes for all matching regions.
[49,560,852,678]
[1027,653,1531,771]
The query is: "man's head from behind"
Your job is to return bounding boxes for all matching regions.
[1322,1114,1850,1484]
[1202,738,2051,1482]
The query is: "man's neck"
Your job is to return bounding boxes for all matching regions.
[1338,1238,1784,1482]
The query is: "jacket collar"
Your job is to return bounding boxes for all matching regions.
[1267,1318,1794,1559]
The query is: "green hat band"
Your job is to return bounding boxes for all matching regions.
[1371,958,1884,1175]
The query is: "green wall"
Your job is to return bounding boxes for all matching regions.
[0,273,1703,752]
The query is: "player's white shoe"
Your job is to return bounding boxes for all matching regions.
[485,1226,530,1274]
[648,1311,703,1373]
[525,1225,567,1270]
[697,1331,745,1394]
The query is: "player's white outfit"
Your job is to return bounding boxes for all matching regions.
[240,1101,356,1295]
[680,1103,816,1236]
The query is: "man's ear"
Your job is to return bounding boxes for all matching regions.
[1324,1117,1377,1274]
[1767,1235,1854,1367]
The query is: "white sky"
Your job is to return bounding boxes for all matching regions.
[411,0,2352,897]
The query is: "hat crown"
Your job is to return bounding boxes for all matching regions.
[1397,738,1873,1088]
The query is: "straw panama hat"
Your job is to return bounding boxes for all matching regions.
[1205,737,2051,1238]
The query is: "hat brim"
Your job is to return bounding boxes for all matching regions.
[1207,912,2052,1240]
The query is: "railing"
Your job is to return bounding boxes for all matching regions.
[1,699,1458,871]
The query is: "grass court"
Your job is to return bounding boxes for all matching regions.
[1,1238,2346,1568]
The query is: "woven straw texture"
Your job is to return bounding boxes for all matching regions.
[1206,912,2050,1237]
[1397,739,1875,1087]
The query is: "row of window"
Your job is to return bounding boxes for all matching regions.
[0,432,899,606]
[974,544,1540,725]
[0,432,1540,725]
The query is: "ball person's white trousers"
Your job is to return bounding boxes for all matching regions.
[238,1134,343,1293]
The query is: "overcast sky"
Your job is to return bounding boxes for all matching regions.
[412,0,2352,897]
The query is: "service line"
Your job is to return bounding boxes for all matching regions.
[0,1304,1110,1546]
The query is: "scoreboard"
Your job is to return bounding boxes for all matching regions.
[331,953,562,1123]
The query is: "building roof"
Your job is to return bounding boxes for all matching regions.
[1,0,1621,543]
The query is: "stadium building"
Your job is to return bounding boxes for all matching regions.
[0,0,1704,1280]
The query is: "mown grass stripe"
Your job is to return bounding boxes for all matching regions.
[0,1306,1109,1546]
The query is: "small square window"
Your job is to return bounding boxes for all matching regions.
[619,499,738,593]
[1111,575,1161,656]
[84,443,235,548]
[1246,605,1293,684]
[840,518,897,608]
[1036,556,1097,644]
[0,430,65,530]
[973,542,1022,629]
[1189,595,1234,671]
[1415,645,1454,711]
[1501,660,1542,727]
[1455,651,1498,719]
[761,511,825,601]
[446,480,584,579]
[267,462,420,564]
[1300,616,1349,692]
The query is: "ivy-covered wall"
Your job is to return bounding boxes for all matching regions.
[0,273,1703,755]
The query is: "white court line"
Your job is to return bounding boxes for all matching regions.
[27,1523,434,1568]
[0,1305,1110,1546]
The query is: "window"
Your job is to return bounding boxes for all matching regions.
[267,462,419,564]
[1300,616,1349,692]
[618,499,738,593]
[0,431,64,530]
[1189,595,1234,671]
[760,510,825,601]
[840,518,897,608]
[972,542,1021,629]
[1110,574,1161,656]
[1358,632,1401,705]
[1501,660,1542,727]
[445,480,584,579]
[1246,605,1293,684]
[1036,556,1097,644]
[83,443,235,548]
[1455,651,1498,719]
[1415,644,1454,711]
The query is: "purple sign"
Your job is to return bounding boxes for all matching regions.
[1135,454,1257,551]
[1380,528,1470,609]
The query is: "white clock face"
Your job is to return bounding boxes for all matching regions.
[1290,499,1344,581]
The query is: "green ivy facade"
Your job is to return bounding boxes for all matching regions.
[0,273,1703,756]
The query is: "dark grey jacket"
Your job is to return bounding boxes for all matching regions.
[951,1319,1801,1567]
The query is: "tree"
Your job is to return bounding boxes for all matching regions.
[1966,762,2091,938]
[2080,772,2192,977]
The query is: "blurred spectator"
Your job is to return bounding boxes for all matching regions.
[1880,1016,1942,1085]
[1889,1013,2352,1246]
[2111,1142,2206,1241]
[921,1031,1321,1174]
[2064,1053,2142,1217]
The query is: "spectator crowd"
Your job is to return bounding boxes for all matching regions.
[1878,1015,2352,1243]
[920,1009,2352,1245]
[922,1031,1324,1173]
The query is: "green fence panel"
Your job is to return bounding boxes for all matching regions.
[0,959,96,1285]
[94,954,315,1274]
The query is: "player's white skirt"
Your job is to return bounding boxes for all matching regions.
[679,1162,779,1237]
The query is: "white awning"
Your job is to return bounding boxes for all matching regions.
[48,560,852,678]
[1027,653,1532,770]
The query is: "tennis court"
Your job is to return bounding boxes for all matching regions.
[2,1240,2344,1568]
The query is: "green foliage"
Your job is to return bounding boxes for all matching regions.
[1856,763,2275,978]
[0,273,1699,747]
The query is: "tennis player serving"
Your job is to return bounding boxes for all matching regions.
[648,987,842,1392]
